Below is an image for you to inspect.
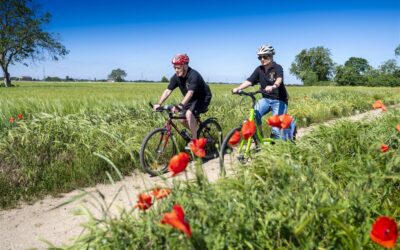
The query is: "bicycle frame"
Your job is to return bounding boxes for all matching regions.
[235,92,274,158]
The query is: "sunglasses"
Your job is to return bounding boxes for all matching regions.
[258,55,271,60]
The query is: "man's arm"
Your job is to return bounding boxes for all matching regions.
[264,77,282,93]
[153,89,172,110]
[233,80,252,93]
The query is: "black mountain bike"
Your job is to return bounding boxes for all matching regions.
[140,103,222,176]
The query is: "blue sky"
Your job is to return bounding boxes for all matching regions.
[10,0,400,84]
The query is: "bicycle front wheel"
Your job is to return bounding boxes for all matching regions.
[140,128,178,176]
[197,119,222,161]
[219,126,260,175]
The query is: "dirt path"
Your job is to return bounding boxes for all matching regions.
[0,107,394,250]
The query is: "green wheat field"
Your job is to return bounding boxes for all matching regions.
[1,82,399,249]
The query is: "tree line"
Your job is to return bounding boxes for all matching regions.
[290,46,400,86]
[1,0,399,87]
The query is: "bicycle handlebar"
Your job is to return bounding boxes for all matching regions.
[149,102,174,112]
[233,89,265,97]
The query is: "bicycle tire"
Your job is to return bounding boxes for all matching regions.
[197,119,223,161]
[139,128,178,176]
[219,126,260,175]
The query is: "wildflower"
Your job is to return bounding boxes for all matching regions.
[152,188,171,200]
[241,120,256,140]
[228,130,241,146]
[189,138,207,158]
[134,193,152,210]
[381,144,389,153]
[17,114,23,120]
[168,152,190,176]
[370,216,398,248]
[267,115,281,128]
[279,114,293,129]
[372,100,387,111]
[396,124,400,132]
[161,204,192,237]
[9,117,15,123]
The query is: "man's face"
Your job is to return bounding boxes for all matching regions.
[174,64,188,77]
[258,54,273,66]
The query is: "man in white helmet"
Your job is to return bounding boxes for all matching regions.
[232,44,289,139]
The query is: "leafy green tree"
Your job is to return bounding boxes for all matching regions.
[335,57,371,86]
[0,0,68,87]
[161,76,169,82]
[290,46,335,84]
[395,44,400,57]
[378,59,399,75]
[108,68,127,82]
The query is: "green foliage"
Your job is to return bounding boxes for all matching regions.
[0,83,400,208]
[300,70,318,85]
[0,0,68,87]
[336,58,400,87]
[290,46,335,83]
[161,76,169,82]
[395,44,400,57]
[108,68,127,82]
[64,109,400,249]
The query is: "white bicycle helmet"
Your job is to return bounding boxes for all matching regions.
[257,45,275,55]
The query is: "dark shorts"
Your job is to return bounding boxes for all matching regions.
[181,95,211,116]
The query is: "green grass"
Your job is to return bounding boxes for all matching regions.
[0,82,399,208]
[60,108,400,249]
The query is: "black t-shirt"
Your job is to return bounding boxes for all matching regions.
[168,67,212,102]
[247,62,288,104]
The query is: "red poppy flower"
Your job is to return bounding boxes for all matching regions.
[9,116,15,123]
[267,115,281,128]
[279,114,293,129]
[370,216,398,248]
[381,144,389,153]
[189,138,207,158]
[161,204,192,237]
[134,193,152,210]
[372,100,387,111]
[241,120,256,140]
[228,130,241,146]
[17,114,23,120]
[168,152,190,176]
[396,124,400,132]
[152,187,171,200]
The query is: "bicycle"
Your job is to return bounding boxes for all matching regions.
[219,90,297,174]
[140,103,222,176]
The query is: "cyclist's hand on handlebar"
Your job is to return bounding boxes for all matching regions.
[153,104,161,111]
[264,86,274,93]
[232,88,241,94]
[171,106,180,113]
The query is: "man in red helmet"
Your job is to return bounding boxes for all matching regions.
[153,53,212,139]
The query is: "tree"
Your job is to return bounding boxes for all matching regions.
[108,68,127,82]
[379,59,399,75]
[335,57,371,86]
[395,44,400,57]
[290,46,335,84]
[0,0,68,87]
[161,76,169,82]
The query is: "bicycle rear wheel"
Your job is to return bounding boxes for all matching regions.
[219,126,260,175]
[140,128,178,176]
[197,119,222,161]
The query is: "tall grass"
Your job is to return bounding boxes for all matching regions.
[62,108,400,249]
[0,82,399,208]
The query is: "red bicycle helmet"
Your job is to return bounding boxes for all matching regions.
[171,54,189,65]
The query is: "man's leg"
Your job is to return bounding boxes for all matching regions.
[254,98,271,126]
[185,110,198,139]
[270,100,288,139]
